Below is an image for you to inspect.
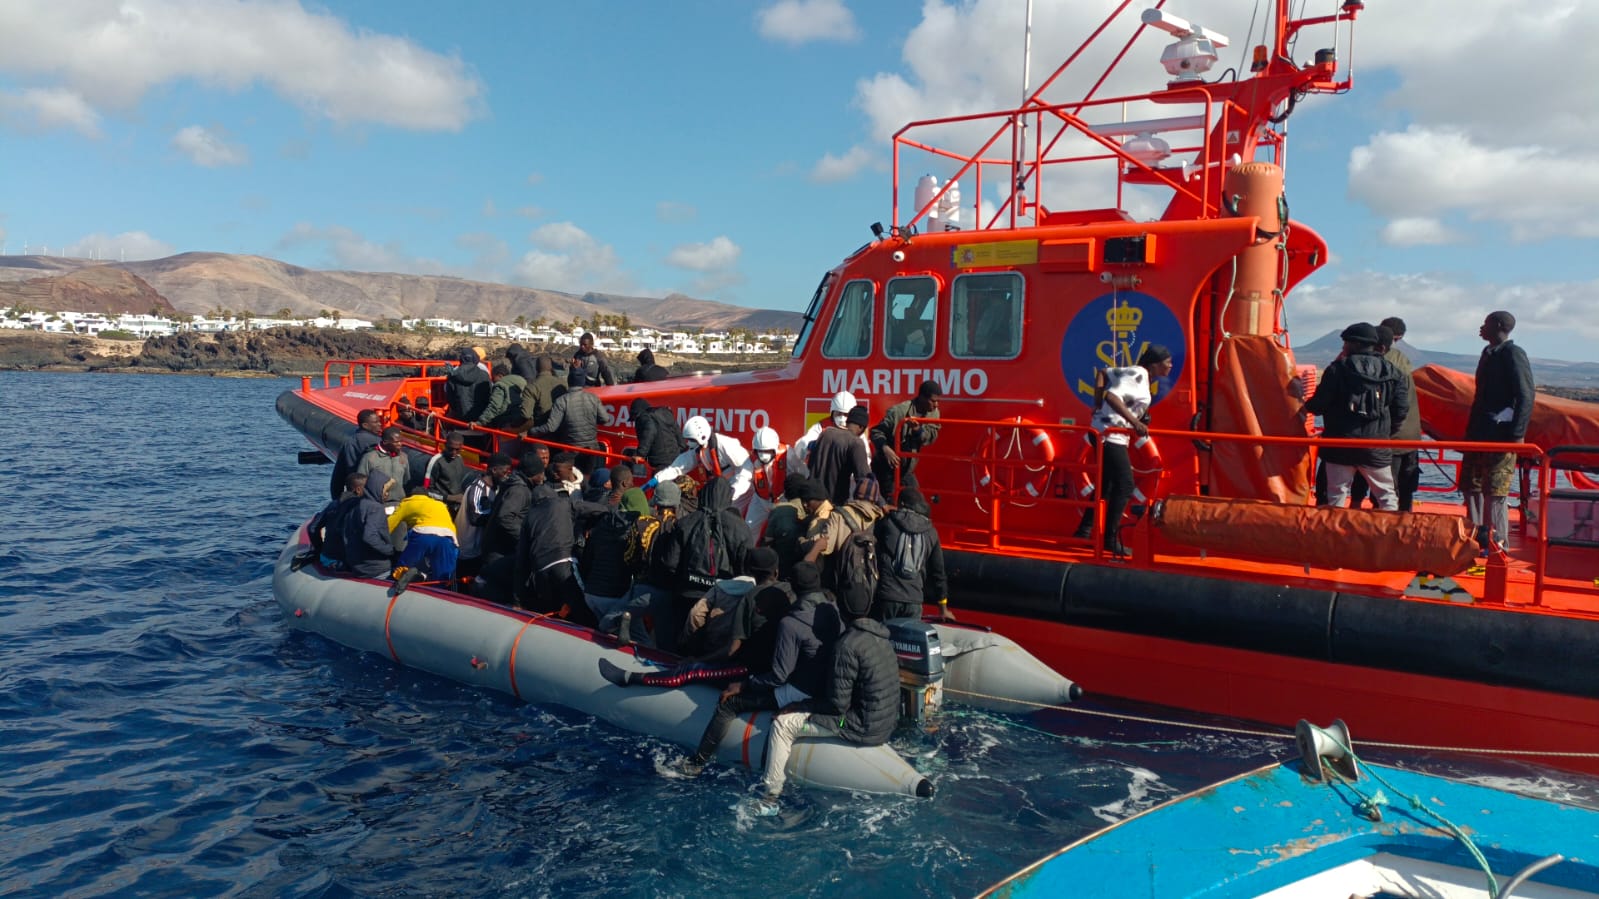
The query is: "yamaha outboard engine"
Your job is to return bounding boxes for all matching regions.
[886,618,944,726]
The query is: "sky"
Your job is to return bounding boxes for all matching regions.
[1,0,1595,359]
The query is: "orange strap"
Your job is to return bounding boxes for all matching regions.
[382,592,404,664]
[740,711,763,769]
[506,616,538,700]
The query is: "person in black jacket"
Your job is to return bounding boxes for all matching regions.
[632,347,669,382]
[1463,310,1535,552]
[630,398,680,471]
[656,476,753,639]
[872,487,948,620]
[570,332,616,386]
[475,452,544,603]
[1300,322,1409,511]
[506,343,539,382]
[750,572,897,812]
[341,472,396,578]
[515,468,615,619]
[328,409,383,501]
[580,472,644,624]
[311,472,367,568]
[444,349,491,424]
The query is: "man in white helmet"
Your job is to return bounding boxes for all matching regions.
[789,390,871,479]
[745,426,788,533]
[643,415,755,512]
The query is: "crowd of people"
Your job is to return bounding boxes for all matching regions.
[301,339,951,814]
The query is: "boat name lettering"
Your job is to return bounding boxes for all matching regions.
[821,368,988,398]
[342,391,389,402]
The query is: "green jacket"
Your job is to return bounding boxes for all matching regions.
[475,374,527,429]
[521,372,566,426]
[870,400,940,468]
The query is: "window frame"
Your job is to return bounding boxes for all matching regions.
[882,275,940,360]
[950,271,1025,360]
[819,279,877,360]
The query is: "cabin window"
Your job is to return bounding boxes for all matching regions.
[790,272,832,359]
[951,272,1023,359]
[883,276,937,360]
[821,279,875,359]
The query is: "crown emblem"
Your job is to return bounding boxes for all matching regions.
[1106,301,1142,337]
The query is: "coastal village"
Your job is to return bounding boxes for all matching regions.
[0,305,793,356]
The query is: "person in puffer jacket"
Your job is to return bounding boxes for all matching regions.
[342,472,396,578]
[751,582,900,813]
[871,487,948,621]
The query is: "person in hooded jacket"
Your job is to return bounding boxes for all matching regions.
[329,409,383,501]
[475,452,544,603]
[342,472,397,578]
[311,472,367,568]
[631,398,680,471]
[506,343,540,383]
[872,487,948,621]
[514,461,616,618]
[580,476,645,624]
[1300,322,1410,511]
[752,573,899,813]
[444,349,491,424]
[676,561,841,779]
[632,347,670,383]
[655,476,753,639]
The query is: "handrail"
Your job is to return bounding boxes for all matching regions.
[1534,446,1599,604]
[321,358,453,387]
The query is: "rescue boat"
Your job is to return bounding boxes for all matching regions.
[276,1,1599,774]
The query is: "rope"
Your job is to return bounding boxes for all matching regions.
[940,686,1599,759]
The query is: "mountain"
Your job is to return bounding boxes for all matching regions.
[1294,330,1599,390]
[0,264,178,316]
[0,253,803,333]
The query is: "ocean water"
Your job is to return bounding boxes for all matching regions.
[2,371,1591,898]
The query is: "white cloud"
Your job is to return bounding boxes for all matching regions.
[810,145,874,183]
[278,223,448,274]
[514,222,631,293]
[1350,127,1599,242]
[1379,217,1464,247]
[64,230,175,261]
[665,236,741,272]
[0,0,483,131]
[171,124,248,167]
[0,87,101,136]
[756,0,861,45]
[1292,270,1599,356]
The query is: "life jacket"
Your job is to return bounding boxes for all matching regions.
[752,452,786,501]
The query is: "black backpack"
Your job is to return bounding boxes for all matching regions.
[890,526,930,579]
[830,529,880,617]
[1345,373,1386,423]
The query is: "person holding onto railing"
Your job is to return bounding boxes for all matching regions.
[1073,345,1174,557]
[1463,310,1535,554]
[869,380,943,504]
[526,368,608,475]
[423,431,470,515]
[474,360,528,432]
[1298,323,1408,513]
[444,348,490,424]
[1351,322,1422,511]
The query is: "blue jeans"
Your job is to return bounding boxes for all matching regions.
[397,533,458,581]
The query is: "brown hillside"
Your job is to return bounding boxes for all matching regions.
[0,265,178,315]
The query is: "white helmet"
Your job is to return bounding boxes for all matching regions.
[682,415,712,447]
[752,426,781,453]
[829,390,857,414]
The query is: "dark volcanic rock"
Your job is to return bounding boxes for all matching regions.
[135,328,416,374]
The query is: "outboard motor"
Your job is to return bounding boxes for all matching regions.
[886,618,944,726]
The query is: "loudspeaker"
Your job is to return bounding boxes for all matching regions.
[1295,718,1359,783]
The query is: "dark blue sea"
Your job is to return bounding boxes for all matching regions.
[3,372,1594,898]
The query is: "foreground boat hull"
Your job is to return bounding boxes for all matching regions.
[986,759,1599,898]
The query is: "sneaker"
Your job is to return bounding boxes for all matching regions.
[675,756,706,778]
[744,794,780,817]
[1071,524,1093,541]
[597,658,634,687]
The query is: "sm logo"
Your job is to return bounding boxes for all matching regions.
[1059,291,1185,410]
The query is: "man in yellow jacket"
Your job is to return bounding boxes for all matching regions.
[388,485,460,583]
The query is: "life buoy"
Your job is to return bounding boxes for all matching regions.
[1129,434,1165,503]
[974,424,1056,502]
[1569,470,1599,492]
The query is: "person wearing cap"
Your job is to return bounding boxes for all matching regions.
[751,563,899,815]
[1299,322,1410,511]
[1463,310,1534,553]
[629,398,680,471]
[1351,322,1423,512]
[809,405,876,507]
[790,390,869,480]
[527,367,608,475]
[444,348,491,424]
[1072,345,1174,557]
[355,426,411,511]
[632,347,669,383]
[675,560,841,780]
[678,546,790,661]
[870,380,943,503]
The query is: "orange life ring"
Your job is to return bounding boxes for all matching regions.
[974,425,1057,500]
[1569,470,1599,492]
[1129,434,1165,503]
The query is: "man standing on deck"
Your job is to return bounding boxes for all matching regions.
[870,380,943,504]
[1463,310,1535,553]
[355,427,411,510]
[571,332,616,387]
[474,360,528,432]
[423,431,471,515]
[329,409,382,501]
[1299,322,1409,511]
[527,368,607,475]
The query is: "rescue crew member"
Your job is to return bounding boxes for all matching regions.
[644,416,755,512]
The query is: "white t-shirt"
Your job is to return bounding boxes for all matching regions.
[1090,366,1151,446]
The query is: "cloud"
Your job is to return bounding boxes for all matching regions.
[0,0,483,131]
[810,145,874,183]
[481,198,498,218]
[756,0,861,45]
[278,223,448,274]
[514,222,631,293]
[0,87,101,136]
[656,201,697,223]
[63,230,175,260]
[1349,127,1599,242]
[665,236,741,272]
[171,124,248,167]
[1292,270,1599,353]
[1379,217,1464,247]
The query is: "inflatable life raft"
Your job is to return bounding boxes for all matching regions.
[271,526,1079,797]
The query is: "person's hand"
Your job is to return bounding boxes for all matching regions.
[720,681,744,702]
[882,447,901,469]
[938,599,957,622]
[607,490,622,507]
[1132,421,1149,438]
